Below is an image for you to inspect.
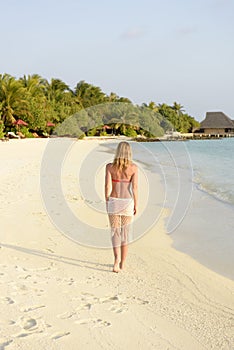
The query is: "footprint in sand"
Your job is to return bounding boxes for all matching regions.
[134,297,150,305]
[15,332,32,338]
[1,297,14,305]
[17,274,32,280]
[13,317,46,339]
[86,276,101,287]
[60,293,128,327]
[77,293,127,312]
[57,311,76,320]
[0,320,15,326]
[75,318,111,328]
[21,318,37,331]
[93,319,112,328]
[50,332,70,340]
[13,284,28,292]
[98,295,128,314]
[20,305,46,313]
[14,329,44,338]
[81,292,96,298]
[98,295,119,303]
[109,305,128,314]
[0,339,13,350]
[14,265,27,272]
[45,248,54,253]
[68,278,75,285]
[76,303,92,312]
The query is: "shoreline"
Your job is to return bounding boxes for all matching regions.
[172,179,234,281]
[127,138,234,281]
[0,138,233,349]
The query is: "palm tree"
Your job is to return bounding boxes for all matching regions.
[172,102,184,115]
[74,80,107,109]
[0,74,28,127]
[142,101,159,112]
[19,74,47,96]
[43,78,76,124]
[19,74,50,129]
[108,92,118,102]
[108,92,131,104]
[46,78,70,100]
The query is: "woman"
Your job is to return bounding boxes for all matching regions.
[105,141,138,273]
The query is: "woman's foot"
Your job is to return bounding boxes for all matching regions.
[119,261,125,270]
[113,260,120,273]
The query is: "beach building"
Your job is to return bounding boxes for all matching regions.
[194,112,234,137]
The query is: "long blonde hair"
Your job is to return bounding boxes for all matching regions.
[113,141,132,172]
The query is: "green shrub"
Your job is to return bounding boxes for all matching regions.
[124,128,137,137]
[19,126,34,138]
[87,127,97,136]
[100,131,107,136]
[78,133,85,140]
[0,122,5,138]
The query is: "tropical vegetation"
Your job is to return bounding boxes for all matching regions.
[0,73,200,138]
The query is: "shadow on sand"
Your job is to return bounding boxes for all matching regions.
[0,243,112,273]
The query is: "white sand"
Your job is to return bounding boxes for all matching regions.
[0,138,233,350]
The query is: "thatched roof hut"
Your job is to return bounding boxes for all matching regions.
[197,112,234,136]
[200,112,234,129]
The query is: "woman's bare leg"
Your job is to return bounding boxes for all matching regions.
[112,232,121,272]
[120,244,128,270]
[109,214,121,272]
[120,216,132,270]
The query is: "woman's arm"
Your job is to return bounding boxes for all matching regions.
[131,165,138,215]
[105,164,112,201]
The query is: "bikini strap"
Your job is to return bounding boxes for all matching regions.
[112,178,131,183]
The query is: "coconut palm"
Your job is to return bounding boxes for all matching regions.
[74,80,107,109]
[46,78,70,101]
[142,101,159,112]
[0,74,28,127]
[18,74,50,129]
[19,74,47,96]
[172,102,184,115]
[43,78,77,124]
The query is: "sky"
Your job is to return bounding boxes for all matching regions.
[0,0,233,121]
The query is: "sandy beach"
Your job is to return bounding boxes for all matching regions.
[0,138,233,350]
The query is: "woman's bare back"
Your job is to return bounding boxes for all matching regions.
[106,162,138,199]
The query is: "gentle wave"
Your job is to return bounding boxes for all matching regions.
[186,139,234,207]
[193,176,234,206]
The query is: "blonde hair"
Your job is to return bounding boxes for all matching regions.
[113,141,132,171]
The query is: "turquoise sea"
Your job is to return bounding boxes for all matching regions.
[131,138,234,280]
[186,138,234,206]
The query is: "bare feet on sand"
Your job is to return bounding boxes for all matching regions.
[119,261,125,270]
[113,260,120,273]
[113,260,126,272]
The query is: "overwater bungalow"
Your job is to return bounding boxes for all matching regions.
[194,112,234,137]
